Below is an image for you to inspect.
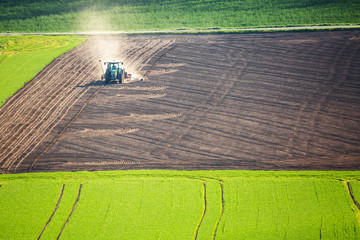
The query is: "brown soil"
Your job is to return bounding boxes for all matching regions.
[1,31,360,173]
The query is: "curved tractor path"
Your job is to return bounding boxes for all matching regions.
[1,31,360,173]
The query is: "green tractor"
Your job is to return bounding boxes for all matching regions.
[100,61,131,84]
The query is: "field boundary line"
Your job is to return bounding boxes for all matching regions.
[213,181,224,240]
[38,184,66,240]
[194,181,207,240]
[57,184,83,240]
[1,25,360,35]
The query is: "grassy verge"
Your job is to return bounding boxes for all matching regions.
[124,26,360,36]
[0,0,359,33]
[1,170,360,239]
[0,35,86,107]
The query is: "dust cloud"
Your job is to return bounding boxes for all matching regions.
[76,9,143,79]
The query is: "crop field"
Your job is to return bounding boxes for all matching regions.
[0,35,86,106]
[0,0,359,32]
[0,8,360,238]
[0,170,360,240]
[0,30,359,173]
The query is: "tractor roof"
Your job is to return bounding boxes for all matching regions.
[105,61,123,64]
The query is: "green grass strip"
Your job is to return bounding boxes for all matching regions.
[1,169,360,182]
[1,170,360,239]
[0,35,86,107]
[0,0,359,33]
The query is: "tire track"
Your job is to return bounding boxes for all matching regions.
[345,181,360,213]
[57,184,83,240]
[304,42,360,156]
[286,41,348,157]
[38,184,65,240]
[213,182,224,240]
[194,181,207,240]
[283,39,357,158]
[157,42,256,157]
[344,180,360,226]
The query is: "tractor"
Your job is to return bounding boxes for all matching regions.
[100,61,131,84]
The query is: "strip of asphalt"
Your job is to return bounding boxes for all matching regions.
[1,25,360,35]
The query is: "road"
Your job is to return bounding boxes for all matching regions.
[1,25,360,35]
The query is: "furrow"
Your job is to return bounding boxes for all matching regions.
[0,57,97,170]
[28,85,104,171]
[14,88,90,172]
[27,39,158,171]
[0,51,84,141]
[0,62,97,170]
[0,47,83,131]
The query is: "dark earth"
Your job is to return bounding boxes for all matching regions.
[1,30,360,173]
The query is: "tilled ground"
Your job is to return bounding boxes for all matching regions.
[1,31,360,173]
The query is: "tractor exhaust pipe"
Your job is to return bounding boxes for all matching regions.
[99,60,105,75]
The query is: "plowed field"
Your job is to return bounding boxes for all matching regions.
[1,31,360,173]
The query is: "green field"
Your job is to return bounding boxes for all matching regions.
[1,170,360,239]
[0,0,359,33]
[0,35,86,107]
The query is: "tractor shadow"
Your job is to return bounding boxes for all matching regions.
[77,80,107,88]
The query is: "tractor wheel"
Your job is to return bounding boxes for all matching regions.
[119,73,124,84]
